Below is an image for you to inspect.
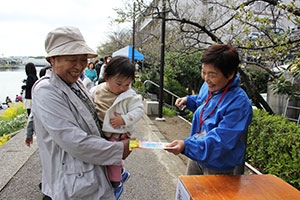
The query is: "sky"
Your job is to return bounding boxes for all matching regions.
[0,0,131,57]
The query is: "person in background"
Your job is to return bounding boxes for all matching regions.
[93,59,99,79]
[84,62,98,84]
[20,90,24,99]
[166,43,253,175]
[95,57,104,80]
[5,96,12,107]
[32,26,132,200]
[23,62,38,116]
[24,64,53,200]
[98,55,112,84]
[94,59,99,66]
[92,56,144,200]
[39,65,52,78]
[15,94,23,102]
[25,65,52,147]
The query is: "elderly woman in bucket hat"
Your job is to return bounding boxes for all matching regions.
[31,26,132,200]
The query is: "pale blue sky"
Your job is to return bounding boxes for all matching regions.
[0,0,130,57]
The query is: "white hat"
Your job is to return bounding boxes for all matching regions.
[45,26,97,61]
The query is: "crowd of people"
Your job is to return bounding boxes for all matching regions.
[1,94,22,109]
[21,26,253,200]
[1,62,45,110]
[0,96,12,109]
[80,55,113,90]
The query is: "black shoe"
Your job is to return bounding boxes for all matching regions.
[40,183,52,200]
[42,195,52,200]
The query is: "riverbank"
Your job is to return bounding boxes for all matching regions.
[0,65,23,70]
[0,106,8,115]
[0,67,27,103]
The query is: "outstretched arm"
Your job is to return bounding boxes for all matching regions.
[165,140,185,155]
[175,97,188,110]
[25,113,34,147]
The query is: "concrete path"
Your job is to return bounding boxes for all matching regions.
[0,113,186,200]
[0,129,38,192]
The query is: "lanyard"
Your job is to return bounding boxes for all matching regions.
[198,81,232,133]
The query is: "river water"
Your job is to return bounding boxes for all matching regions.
[0,66,41,104]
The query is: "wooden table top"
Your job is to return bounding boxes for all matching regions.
[178,174,300,200]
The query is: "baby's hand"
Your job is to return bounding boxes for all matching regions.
[110,112,125,128]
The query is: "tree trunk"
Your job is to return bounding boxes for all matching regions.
[238,68,274,115]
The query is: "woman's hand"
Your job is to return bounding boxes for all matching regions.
[175,97,187,110]
[122,137,136,159]
[165,140,185,155]
[25,138,33,147]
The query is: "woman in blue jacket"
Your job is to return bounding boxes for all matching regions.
[167,44,253,175]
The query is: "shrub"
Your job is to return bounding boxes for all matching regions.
[162,107,176,116]
[246,109,300,189]
[165,51,203,95]
[184,110,194,122]
[163,76,188,106]
[0,134,12,146]
[140,65,160,95]
[245,65,269,93]
[0,102,26,121]
[0,102,27,137]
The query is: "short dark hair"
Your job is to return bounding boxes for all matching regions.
[39,66,52,78]
[105,56,135,80]
[104,55,112,63]
[88,62,95,69]
[200,44,240,78]
[93,59,99,65]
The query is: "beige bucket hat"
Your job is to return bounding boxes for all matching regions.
[45,26,97,61]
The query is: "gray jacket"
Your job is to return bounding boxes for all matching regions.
[32,72,123,200]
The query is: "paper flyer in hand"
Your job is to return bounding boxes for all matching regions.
[129,140,173,151]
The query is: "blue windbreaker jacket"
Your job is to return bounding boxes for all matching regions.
[183,75,253,170]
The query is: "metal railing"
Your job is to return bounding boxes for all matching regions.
[143,80,180,106]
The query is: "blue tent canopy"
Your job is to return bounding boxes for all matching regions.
[112,45,144,60]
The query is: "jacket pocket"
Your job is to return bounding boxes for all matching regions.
[63,164,99,199]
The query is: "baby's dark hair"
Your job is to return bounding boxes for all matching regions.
[105,56,135,80]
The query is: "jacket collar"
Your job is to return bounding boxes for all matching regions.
[48,72,100,136]
[49,72,93,101]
